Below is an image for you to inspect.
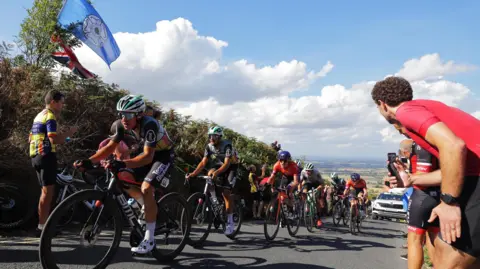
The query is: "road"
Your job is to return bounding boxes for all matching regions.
[0,217,407,269]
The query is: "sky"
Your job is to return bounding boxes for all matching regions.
[1,0,479,159]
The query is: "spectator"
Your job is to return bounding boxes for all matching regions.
[248,165,265,219]
[372,76,480,268]
[29,90,77,236]
[271,140,281,152]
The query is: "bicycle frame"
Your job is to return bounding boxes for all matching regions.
[197,176,225,223]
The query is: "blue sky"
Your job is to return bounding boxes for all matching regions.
[2,0,479,95]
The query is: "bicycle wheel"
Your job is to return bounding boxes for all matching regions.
[263,199,280,241]
[0,183,35,229]
[39,189,123,269]
[304,200,314,233]
[343,202,350,226]
[225,195,243,239]
[185,192,213,247]
[331,201,342,227]
[349,207,357,235]
[151,192,191,263]
[287,198,301,237]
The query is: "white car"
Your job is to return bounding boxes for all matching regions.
[372,189,407,220]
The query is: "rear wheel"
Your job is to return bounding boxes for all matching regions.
[0,183,35,229]
[225,195,243,239]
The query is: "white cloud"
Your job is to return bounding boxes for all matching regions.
[67,18,478,158]
[74,18,333,104]
[473,111,480,119]
[395,53,476,82]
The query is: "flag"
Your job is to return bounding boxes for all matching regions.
[51,35,95,79]
[57,0,121,68]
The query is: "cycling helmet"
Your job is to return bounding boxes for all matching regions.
[304,162,314,171]
[350,173,360,182]
[294,159,302,166]
[340,179,346,185]
[208,126,223,136]
[330,172,339,179]
[277,151,291,161]
[56,173,74,186]
[116,95,146,113]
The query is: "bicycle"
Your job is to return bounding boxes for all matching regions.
[39,165,192,269]
[185,175,243,247]
[331,194,350,227]
[301,188,318,233]
[0,181,35,229]
[349,196,362,235]
[263,185,301,241]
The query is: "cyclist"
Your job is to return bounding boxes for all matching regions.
[299,162,325,228]
[267,151,300,218]
[343,173,368,220]
[74,94,175,255]
[186,126,240,235]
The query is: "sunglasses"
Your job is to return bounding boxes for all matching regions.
[118,112,136,120]
[279,159,288,163]
[209,134,220,139]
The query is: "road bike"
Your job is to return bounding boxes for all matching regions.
[349,196,362,235]
[331,194,350,227]
[263,185,301,241]
[186,175,243,247]
[301,188,319,233]
[39,165,191,269]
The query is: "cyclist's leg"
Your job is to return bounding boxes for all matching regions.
[118,169,144,205]
[220,166,237,234]
[33,153,57,233]
[407,189,430,269]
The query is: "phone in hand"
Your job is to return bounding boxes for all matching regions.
[386,152,403,187]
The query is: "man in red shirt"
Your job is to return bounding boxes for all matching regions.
[371,76,480,268]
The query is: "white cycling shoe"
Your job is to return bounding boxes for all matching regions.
[131,239,155,254]
[224,223,234,235]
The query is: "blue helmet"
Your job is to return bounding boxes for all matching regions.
[277,151,291,161]
[350,173,360,182]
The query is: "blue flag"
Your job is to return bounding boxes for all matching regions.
[57,0,121,68]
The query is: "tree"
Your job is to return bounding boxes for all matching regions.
[0,41,14,59]
[16,0,80,68]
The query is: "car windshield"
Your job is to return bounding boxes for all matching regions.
[377,193,403,201]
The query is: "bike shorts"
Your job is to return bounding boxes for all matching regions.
[251,191,261,201]
[31,152,57,187]
[407,187,440,235]
[279,175,294,188]
[214,163,239,191]
[349,188,364,201]
[303,182,321,198]
[122,149,175,189]
[441,176,480,258]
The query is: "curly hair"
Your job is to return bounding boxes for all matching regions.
[371,76,413,106]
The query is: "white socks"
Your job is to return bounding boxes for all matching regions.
[145,222,155,241]
[38,224,44,230]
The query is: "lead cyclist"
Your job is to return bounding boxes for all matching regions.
[74,94,176,255]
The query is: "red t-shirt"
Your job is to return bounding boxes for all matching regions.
[272,161,299,177]
[396,99,480,176]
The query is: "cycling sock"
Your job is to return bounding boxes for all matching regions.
[38,224,44,230]
[227,214,233,224]
[145,222,155,241]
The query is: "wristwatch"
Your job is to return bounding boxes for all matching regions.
[440,193,460,205]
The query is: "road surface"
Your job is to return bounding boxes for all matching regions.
[0,218,407,269]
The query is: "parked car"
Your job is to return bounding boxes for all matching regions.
[372,189,407,221]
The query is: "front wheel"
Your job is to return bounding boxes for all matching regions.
[304,200,315,233]
[286,198,301,237]
[39,189,123,269]
[186,192,212,247]
[151,192,191,263]
[264,199,280,241]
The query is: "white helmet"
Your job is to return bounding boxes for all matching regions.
[116,95,146,113]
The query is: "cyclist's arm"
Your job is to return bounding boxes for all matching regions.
[215,156,231,175]
[190,157,208,177]
[123,145,155,169]
[90,139,118,163]
[408,169,442,187]
[293,173,299,185]
[267,171,277,185]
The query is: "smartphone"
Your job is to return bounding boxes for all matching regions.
[400,157,408,164]
[386,152,403,187]
[384,181,391,187]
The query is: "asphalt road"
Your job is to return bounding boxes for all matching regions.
[0,217,407,269]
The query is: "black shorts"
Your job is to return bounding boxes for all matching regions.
[279,175,294,188]
[259,186,272,202]
[31,153,57,187]
[349,188,364,201]
[123,149,175,189]
[407,187,440,234]
[442,176,480,258]
[214,164,239,190]
[251,191,261,201]
[303,182,320,191]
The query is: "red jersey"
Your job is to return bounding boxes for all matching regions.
[345,178,367,191]
[396,99,480,176]
[410,142,440,190]
[272,161,299,177]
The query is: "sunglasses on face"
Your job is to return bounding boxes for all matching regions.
[118,112,136,120]
[209,134,220,139]
[279,160,288,164]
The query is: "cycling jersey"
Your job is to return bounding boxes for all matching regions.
[29,109,57,157]
[396,99,480,176]
[410,142,440,191]
[272,161,299,177]
[110,116,173,155]
[300,169,324,185]
[345,178,367,195]
[203,139,239,169]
